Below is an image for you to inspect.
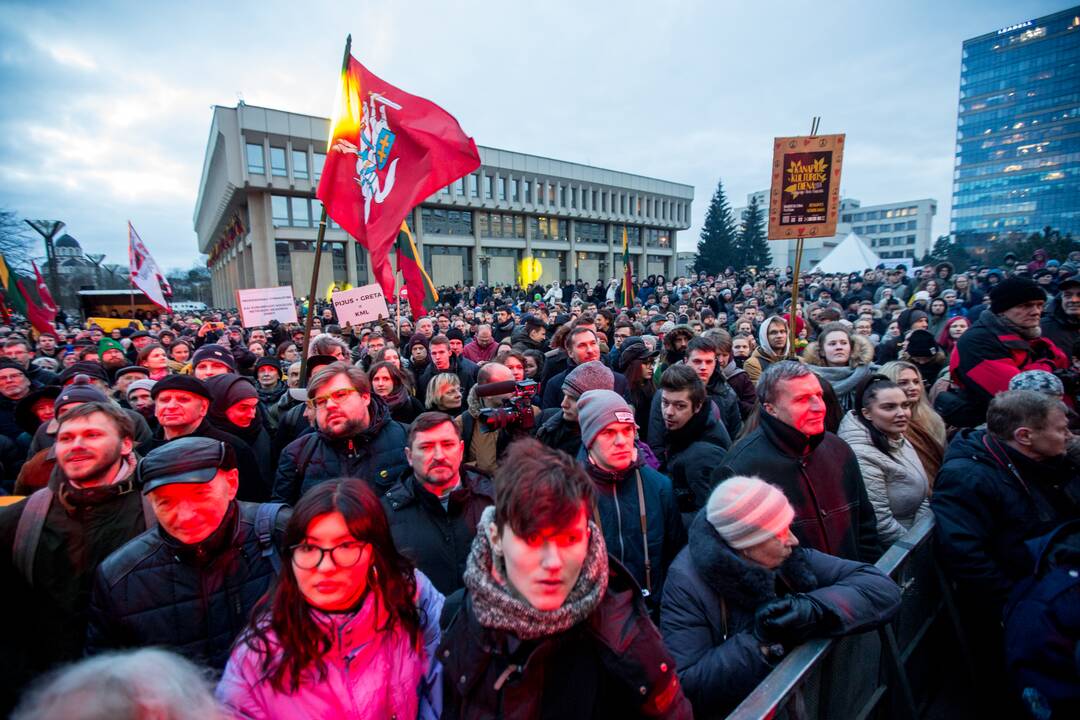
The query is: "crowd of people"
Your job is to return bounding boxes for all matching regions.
[1,251,1079,719]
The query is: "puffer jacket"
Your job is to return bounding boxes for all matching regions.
[950,310,1068,421]
[837,412,931,546]
[86,501,289,670]
[439,560,693,720]
[381,469,494,596]
[273,396,408,504]
[581,454,687,609]
[660,514,902,719]
[711,410,882,563]
[217,570,443,720]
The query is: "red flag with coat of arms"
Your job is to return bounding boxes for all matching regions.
[32,261,57,314]
[317,43,481,298]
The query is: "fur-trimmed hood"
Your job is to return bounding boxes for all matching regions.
[687,512,818,610]
[803,331,875,368]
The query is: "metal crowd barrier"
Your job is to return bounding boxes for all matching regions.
[727,514,974,720]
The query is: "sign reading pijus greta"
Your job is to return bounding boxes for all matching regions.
[768,134,845,240]
[331,283,390,327]
[236,286,299,328]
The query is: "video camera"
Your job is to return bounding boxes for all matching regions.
[476,379,539,433]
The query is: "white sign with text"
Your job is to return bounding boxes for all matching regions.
[331,283,390,327]
[236,286,299,327]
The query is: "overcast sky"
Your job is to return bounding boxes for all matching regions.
[0,0,1067,272]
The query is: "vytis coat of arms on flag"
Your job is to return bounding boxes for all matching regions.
[332,92,401,223]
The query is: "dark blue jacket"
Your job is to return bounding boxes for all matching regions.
[273,396,408,504]
[581,453,686,609]
[660,513,902,718]
[86,501,289,670]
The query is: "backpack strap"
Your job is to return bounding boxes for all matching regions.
[255,502,287,574]
[13,487,55,587]
[294,433,319,483]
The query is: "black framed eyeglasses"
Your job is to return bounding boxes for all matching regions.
[290,541,365,570]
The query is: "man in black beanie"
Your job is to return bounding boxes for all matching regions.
[946,275,1067,425]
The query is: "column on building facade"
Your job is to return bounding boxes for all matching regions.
[471,205,483,288]
[247,195,276,288]
[606,222,616,286]
[567,215,577,284]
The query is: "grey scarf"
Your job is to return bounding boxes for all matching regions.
[995,311,1043,340]
[463,506,609,640]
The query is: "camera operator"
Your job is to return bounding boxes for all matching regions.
[454,362,540,475]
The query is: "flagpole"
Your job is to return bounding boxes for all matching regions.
[299,34,352,384]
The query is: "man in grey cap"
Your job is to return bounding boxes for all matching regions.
[576,388,685,612]
[535,360,613,458]
[86,436,288,671]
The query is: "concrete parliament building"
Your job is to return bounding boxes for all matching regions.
[194,104,693,307]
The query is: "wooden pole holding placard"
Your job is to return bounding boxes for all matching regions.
[786,115,820,359]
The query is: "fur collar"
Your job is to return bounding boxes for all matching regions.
[803,332,875,368]
[687,512,818,610]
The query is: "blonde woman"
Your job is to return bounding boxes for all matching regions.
[879,360,947,482]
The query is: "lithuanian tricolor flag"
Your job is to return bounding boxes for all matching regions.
[396,220,438,317]
[0,254,27,315]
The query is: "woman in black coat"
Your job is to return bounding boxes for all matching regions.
[660,476,902,718]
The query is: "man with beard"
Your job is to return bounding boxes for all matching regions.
[126,379,157,431]
[948,276,1068,426]
[0,402,148,714]
[98,337,129,377]
[273,362,407,504]
[147,375,265,502]
[491,305,515,342]
[1040,273,1080,355]
[541,327,629,409]
[462,324,499,364]
[381,412,494,595]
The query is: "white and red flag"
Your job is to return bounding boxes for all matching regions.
[128,221,171,310]
[31,261,57,314]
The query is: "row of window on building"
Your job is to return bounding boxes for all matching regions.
[842,206,922,223]
[868,235,918,248]
[852,221,920,234]
[269,196,673,249]
[246,143,326,182]
[437,172,688,225]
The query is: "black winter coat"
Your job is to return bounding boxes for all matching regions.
[146,420,267,501]
[661,403,729,514]
[1040,295,1080,358]
[711,410,882,563]
[273,397,408,504]
[647,390,732,472]
[0,470,149,713]
[534,407,582,458]
[583,456,687,609]
[381,469,494,596]
[660,514,902,718]
[86,501,289,670]
[417,354,479,405]
[438,561,694,720]
[931,429,1080,619]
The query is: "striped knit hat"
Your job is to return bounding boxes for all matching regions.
[705,476,794,549]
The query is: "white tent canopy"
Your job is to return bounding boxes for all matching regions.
[810,232,881,274]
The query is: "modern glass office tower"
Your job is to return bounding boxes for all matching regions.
[951,7,1080,257]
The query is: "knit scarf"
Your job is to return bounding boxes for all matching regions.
[994,311,1043,340]
[463,506,609,640]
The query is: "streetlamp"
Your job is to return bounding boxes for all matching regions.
[24,220,64,295]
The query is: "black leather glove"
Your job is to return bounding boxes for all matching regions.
[753,594,833,647]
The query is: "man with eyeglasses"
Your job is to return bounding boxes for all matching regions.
[86,437,289,671]
[273,362,408,505]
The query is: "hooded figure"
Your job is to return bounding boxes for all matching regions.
[744,315,791,384]
[204,374,275,480]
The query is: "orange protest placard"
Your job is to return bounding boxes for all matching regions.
[768,134,845,240]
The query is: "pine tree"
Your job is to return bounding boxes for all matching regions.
[693,179,738,275]
[739,194,772,269]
